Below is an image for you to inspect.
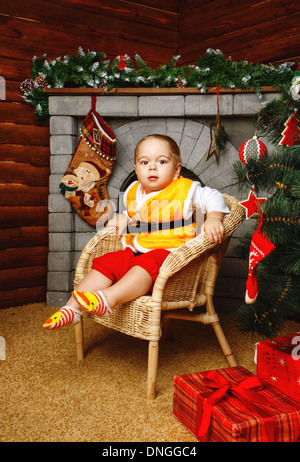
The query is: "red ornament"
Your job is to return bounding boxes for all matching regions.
[279,111,299,146]
[118,55,126,70]
[239,136,267,164]
[240,188,267,219]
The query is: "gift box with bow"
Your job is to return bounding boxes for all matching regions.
[173,366,300,442]
[256,334,300,403]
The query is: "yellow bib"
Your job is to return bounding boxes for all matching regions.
[123,176,197,252]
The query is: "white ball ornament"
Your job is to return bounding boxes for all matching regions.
[290,76,300,101]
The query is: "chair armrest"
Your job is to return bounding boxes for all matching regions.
[158,194,245,278]
[80,226,117,256]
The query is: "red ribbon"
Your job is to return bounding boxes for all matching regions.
[91,95,96,111]
[197,370,275,441]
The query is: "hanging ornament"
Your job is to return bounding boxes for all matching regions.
[239,136,267,164]
[206,82,227,164]
[118,54,127,70]
[290,79,300,101]
[245,212,276,304]
[290,65,300,101]
[279,110,300,146]
[239,187,267,219]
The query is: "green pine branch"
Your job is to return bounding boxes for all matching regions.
[21,47,295,123]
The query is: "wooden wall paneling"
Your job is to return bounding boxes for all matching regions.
[0,162,49,187]
[0,247,49,270]
[0,287,47,308]
[180,29,300,66]
[2,80,28,104]
[0,145,50,167]
[0,226,49,250]
[54,0,180,27]
[0,1,179,66]
[0,123,49,146]
[0,207,48,229]
[1,0,179,30]
[180,0,299,47]
[0,24,174,70]
[179,0,211,11]
[127,0,180,12]
[179,0,300,65]
[1,102,42,125]
[0,185,49,207]
[0,85,49,309]
[0,266,47,291]
[180,15,300,64]
[0,57,32,83]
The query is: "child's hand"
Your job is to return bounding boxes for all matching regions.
[107,214,129,239]
[200,212,225,243]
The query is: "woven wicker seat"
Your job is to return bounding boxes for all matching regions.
[73,193,245,399]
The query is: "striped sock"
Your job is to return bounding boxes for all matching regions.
[43,306,81,330]
[72,290,112,317]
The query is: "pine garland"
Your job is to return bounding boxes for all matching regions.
[20,47,294,123]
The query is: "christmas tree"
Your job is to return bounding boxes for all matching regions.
[233,69,300,338]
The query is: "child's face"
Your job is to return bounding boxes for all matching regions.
[134,138,181,192]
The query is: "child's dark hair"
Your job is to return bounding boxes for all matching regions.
[134,134,182,164]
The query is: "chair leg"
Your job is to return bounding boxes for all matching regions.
[74,317,84,361]
[147,341,159,400]
[206,295,238,367]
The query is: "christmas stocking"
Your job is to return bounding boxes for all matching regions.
[245,217,275,304]
[59,96,117,227]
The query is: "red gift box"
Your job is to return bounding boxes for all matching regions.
[256,334,300,402]
[173,366,300,442]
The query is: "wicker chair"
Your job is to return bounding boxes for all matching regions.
[73,193,245,399]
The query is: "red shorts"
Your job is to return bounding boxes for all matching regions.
[91,247,170,284]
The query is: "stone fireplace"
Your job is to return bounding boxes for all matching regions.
[47,88,279,311]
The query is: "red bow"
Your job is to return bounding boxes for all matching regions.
[118,55,126,70]
[197,370,275,441]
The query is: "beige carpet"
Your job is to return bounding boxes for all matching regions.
[0,302,298,442]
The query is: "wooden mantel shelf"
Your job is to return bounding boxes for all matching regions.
[44,86,278,96]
